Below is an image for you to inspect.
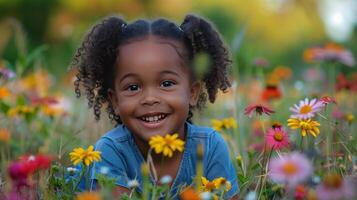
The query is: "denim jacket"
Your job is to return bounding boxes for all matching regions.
[88,122,239,199]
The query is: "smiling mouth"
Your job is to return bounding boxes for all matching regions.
[138,113,168,123]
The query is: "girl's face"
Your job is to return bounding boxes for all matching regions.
[109,36,200,141]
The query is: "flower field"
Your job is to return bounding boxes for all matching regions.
[1,1,357,200]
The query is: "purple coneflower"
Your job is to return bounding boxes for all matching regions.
[265,127,290,150]
[316,173,356,200]
[244,104,275,118]
[289,98,323,119]
[268,152,312,187]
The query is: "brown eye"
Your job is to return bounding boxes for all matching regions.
[126,84,140,91]
[161,80,175,88]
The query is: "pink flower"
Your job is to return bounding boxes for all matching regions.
[319,96,337,106]
[265,127,290,150]
[316,174,356,200]
[268,152,312,187]
[253,57,269,68]
[244,104,275,118]
[289,98,324,119]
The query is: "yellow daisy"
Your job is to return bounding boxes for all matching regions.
[69,145,101,166]
[201,177,218,192]
[149,134,185,158]
[211,119,223,131]
[287,118,320,137]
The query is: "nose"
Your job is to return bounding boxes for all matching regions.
[140,87,160,106]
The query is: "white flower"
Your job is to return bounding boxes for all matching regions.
[244,191,257,200]
[127,179,140,188]
[199,191,212,200]
[159,175,172,184]
[289,98,323,119]
[99,166,109,175]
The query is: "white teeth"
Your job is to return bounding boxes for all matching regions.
[141,114,166,122]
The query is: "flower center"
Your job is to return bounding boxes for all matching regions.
[273,132,284,141]
[164,138,174,147]
[205,182,216,191]
[300,105,312,114]
[299,121,312,130]
[323,174,343,189]
[282,162,298,175]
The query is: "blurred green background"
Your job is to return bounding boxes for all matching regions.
[0,0,356,77]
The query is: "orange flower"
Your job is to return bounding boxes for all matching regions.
[180,187,200,200]
[0,87,10,100]
[0,129,10,143]
[273,66,292,80]
[75,191,102,200]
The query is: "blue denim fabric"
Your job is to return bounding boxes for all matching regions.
[88,122,239,199]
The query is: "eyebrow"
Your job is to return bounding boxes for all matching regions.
[119,73,137,83]
[160,70,180,77]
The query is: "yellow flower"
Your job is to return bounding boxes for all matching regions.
[75,191,102,200]
[214,177,232,192]
[149,134,185,158]
[0,87,10,100]
[69,145,101,166]
[41,105,64,117]
[201,176,218,192]
[211,118,237,131]
[287,118,320,137]
[211,119,223,131]
[7,105,35,117]
[345,114,354,124]
[222,117,238,129]
[0,129,10,143]
[20,70,52,96]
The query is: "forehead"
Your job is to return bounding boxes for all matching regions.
[116,36,188,73]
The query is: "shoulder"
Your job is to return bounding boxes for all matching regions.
[94,124,132,150]
[187,122,226,149]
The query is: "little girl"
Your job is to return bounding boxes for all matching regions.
[72,14,239,199]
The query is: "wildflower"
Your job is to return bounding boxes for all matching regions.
[289,98,323,119]
[0,87,10,100]
[99,166,109,175]
[214,177,232,192]
[160,175,172,184]
[180,187,200,200]
[303,43,355,67]
[244,104,275,118]
[265,127,290,150]
[345,114,354,124]
[19,154,52,173]
[0,129,10,143]
[273,66,292,80]
[295,185,308,200]
[201,177,218,192]
[268,152,312,187]
[200,191,214,200]
[245,191,258,200]
[0,66,16,79]
[66,167,78,176]
[7,105,35,117]
[75,191,102,200]
[149,134,185,158]
[316,173,356,200]
[253,57,269,68]
[261,85,282,101]
[127,179,140,188]
[319,96,336,106]
[20,70,52,96]
[211,119,224,131]
[211,118,237,131]
[287,118,320,137]
[69,145,101,166]
[222,117,238,129]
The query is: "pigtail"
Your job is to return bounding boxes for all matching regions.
[180,14,231,103]
[71,16,127,123]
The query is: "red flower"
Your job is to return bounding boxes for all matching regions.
[244,104,275,118]
[261,85,282,101]
[319,96,337,106]
[19,154,52,173]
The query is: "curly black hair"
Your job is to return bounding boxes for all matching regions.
[71,14,231,125]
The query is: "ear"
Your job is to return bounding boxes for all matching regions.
[108,88,119,115]
[189,81,201,106]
